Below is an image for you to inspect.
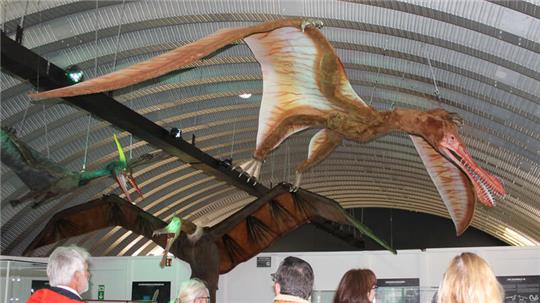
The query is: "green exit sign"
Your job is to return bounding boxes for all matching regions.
[97,285,105,300]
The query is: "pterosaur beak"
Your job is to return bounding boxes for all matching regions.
[440,134,506,207]
[127,172,144,199]
[114,173,132,202]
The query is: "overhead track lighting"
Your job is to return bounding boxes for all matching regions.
[169,127,182,139]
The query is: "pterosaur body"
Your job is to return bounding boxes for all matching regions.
[152,216,183,268]
[1,128,168,207]
[30,19,506,234]
[24,184,390,303]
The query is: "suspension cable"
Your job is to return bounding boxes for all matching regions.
[111,0,126,72]
[82,115,92,171]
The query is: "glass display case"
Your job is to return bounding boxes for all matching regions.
[0,259,48,303]
[311,285,438,303]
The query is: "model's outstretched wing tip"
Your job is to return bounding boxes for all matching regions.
[27,19,311,101]
[29,89,65,100]
[344,212,397,254]
[292,187,396,254]
[21,195,167,256]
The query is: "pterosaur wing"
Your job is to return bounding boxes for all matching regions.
[410,135,475,235]
[208,183,394,274]
[23,194,167,255]
[30,19,305,100]
[1,128,66,190]
[244,23,369,150]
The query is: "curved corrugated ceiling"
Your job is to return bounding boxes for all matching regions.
[1,0,539,257]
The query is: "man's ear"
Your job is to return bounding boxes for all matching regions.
[68,271,81,289]
[274,282,281,295]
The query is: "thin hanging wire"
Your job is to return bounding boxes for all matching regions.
[21,1,42,136]
[19,104,31,135]
[270,149,275,187]
[111,0,127,72]
[129,133,133,160]
[82,115,92,171]
[192,68,204,132]
[389,208,394,249]
[369,66,381,105]
[93,0,100,77]
[287,140,291,183]
[426,55,441,103]
[194,100,199,130]
[19,0,30,29]
[42,104,50,158]
[1,1,6,31]
[283,141,289,181]
[34,0,42,93]
[229,113,237,160]
[390,72,407,110]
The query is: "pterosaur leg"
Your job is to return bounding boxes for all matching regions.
[291,129,343,191]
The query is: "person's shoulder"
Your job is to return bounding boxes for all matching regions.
[27,288,82,303]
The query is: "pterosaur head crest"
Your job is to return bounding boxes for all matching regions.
[448,112,463,128]
[111,134,144,202]
[420,109,506,207]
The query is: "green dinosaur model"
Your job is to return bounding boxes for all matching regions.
[1,127,167,207]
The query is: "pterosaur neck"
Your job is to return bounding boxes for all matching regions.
[383,108,425,135]
[80,168,110,181]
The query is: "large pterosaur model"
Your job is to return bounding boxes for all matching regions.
[30,19,506,235]
[1,128,168,207]
[24,184,392,302]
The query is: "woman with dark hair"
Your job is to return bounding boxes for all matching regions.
[333,269,377,303]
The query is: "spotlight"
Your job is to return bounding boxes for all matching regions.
[169,127,182,138]
[65,65,84,84]
[221,158,233,167]
[239,93,252,99]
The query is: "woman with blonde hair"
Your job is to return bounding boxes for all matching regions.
[437,252,504,303]
[175,278,210,303]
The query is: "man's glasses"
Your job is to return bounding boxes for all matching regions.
[196,296,211,302]
[175,296,211,303]
[271,273,278,282]
[372,285,379,290]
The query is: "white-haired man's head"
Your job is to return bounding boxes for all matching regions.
[47,245,91,294]
[177,278,210,303]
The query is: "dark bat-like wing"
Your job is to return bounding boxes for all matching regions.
[24,194,168,255]
[208,183,395,274]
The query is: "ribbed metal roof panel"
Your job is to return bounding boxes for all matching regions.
[1,0,539,255]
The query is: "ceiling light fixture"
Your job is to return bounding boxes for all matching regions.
[170,127,182,139]
[65,65,84,84]
[239,93,252,99]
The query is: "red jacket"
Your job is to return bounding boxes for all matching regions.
[27,288,83,303]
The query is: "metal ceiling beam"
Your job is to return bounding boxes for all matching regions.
[1,31,268,197]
